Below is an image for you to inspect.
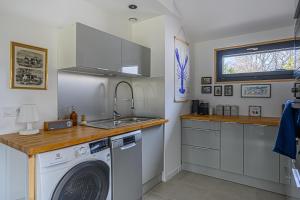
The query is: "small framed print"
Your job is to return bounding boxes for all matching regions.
[10,42,48,90]
[201,77,212,85]
[214,86,222,96]
[224,85,233,96]
[201,86,212,94]
[241,84,271,98]
[294,83,300,98]
[249,106,262,117]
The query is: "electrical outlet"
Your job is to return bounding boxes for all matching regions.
[2,107,18,118]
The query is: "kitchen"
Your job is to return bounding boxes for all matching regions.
[0,0,300,200]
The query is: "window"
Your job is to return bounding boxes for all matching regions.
[215,39,299,82]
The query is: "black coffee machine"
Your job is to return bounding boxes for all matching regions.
[191,100,209,115]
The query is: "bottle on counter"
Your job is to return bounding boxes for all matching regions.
[81,114,87,126]
[70,106,78,126]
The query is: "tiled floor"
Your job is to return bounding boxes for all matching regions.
[143,171,287,200]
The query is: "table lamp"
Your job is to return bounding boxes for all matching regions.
[17,104,39,135]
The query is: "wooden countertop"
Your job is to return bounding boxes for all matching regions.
[0,119,167,156]
[181,114,280,126]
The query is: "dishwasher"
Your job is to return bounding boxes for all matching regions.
[111,130,142,200]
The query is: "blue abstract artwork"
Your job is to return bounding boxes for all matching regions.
[175,48,188,94]
[174,37,190,102]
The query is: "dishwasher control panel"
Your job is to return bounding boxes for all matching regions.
[89,138,109,154]
[123,135,136,146]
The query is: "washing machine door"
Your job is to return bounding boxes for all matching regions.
[51,160,109,200]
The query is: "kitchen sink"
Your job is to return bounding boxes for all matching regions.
[86,117,157,129]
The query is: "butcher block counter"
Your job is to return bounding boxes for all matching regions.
[0,118,167,156]
[181,114,280,126]
[0,118,167,200]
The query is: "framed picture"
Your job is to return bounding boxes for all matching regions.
[174,36,191,102]
[10,42,48,90]
[224,85,233,96]
[214,86,222,96]
[201,86,212,94]
[249,106,262,117]
[294,83,300,98]
[201,77,212,85]
[241,84,271,98]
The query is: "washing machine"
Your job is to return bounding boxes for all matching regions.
[36,138,111,200]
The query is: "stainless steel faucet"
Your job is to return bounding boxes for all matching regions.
[113,81,135,120]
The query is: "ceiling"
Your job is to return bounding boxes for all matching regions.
[173,0,296,42]
[87,0,296,42]
[4,0,295,42]
[85,0,170,22]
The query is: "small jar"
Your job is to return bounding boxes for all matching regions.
[81,114,87,125]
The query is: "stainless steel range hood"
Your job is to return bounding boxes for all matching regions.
[58,23,151,77]
[59,66,144,78]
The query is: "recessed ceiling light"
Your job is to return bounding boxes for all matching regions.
[128,4,138,9]
[128,17,138,22]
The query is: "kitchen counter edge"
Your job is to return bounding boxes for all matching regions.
[181,114,280,126]
[0,119,168,156]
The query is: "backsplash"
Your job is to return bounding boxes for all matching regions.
[58,72,165,122]
[58,72,133,122]
[132,77,165,118]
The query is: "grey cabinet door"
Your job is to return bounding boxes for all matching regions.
[182,145,220,169]
[142,125,164,184]
[221,122,243,174]
[122,40,150,77]
[76,23,122,71]
[280,155,292,185]
[244,125,279,183]
[182,120,220,131]
[182,128,220,150]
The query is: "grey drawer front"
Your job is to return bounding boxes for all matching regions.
[182,128,220,150]
[182,145,220,169]
[182,120,220,131]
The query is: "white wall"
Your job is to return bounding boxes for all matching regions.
[0,0,131,134]
[163,15,190,181]
[192,26,295,117]
[0,144,6,200]
[132,15,190,181]
[0,0,132,40]
[0,15,59,134]
[131,16,166,118]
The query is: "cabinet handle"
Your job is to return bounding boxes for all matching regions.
[190,146,217,151]
[253,124,268,127]
[223,122,238,124]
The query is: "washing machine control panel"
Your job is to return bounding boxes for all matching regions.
[89,138,109,154]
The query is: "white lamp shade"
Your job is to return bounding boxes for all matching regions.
[17,104,39,123]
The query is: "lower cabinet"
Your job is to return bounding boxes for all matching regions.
[182,128,220,150]
[244,125,279,183]
[280,155,292,185]
[182,120,221,169]
[220,122,243,175]
[182,119,284,185]
[182,145,220,169]
[142,125,164,184]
